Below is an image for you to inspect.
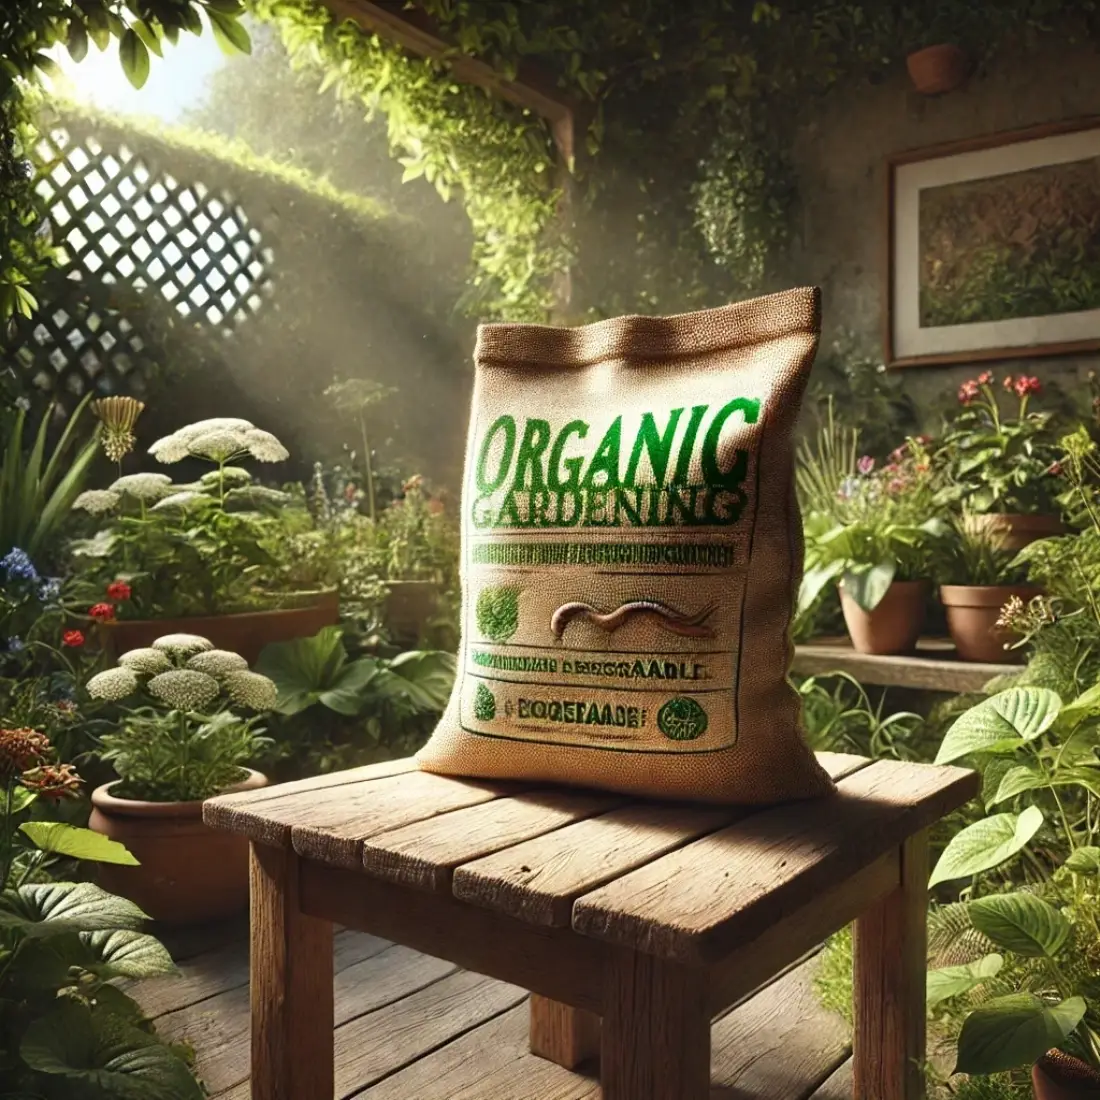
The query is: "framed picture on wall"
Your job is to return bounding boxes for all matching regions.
[885,117,1100,367]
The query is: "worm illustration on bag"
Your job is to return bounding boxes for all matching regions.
[417,286,835,804]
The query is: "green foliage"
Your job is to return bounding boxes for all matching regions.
[476,585,520,643]
[956,994,1088,1076]
[0,398,99,566]
[939,516,1032,587]
[813,926,854,1027]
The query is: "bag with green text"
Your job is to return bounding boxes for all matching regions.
[417,287,834,804]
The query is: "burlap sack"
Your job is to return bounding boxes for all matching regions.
[417,286,834,804]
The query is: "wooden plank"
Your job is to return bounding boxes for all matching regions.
[334,969,527,1097]
[301,861,606,1014]
[792,638,1005,693]
[572,760,978,964]
[359,1003,600,1100]
[854,832,929,1100]
[707,849,899,1015]
[529,995,600,1070]
[160,942,456,1096]
[809,1058,855,1099]
[452,752,870,927]
[291,771,523,868]
[203,758,418,843]
[363,789,622,891]
[710,957,850,1098]
[248,845,333,1100]
[601,947,709,1100]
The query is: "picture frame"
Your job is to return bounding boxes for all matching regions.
[884,117,1100,368]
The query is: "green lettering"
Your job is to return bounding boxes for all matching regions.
[672,404,708,485]
[581,416,622,489]
[702,398,759,489]
[498,490,524,527]
[513,418,552,490]
[548,420,589,491]
[615,487,645,526]
[625,409,683,488]
[476,415,516,494]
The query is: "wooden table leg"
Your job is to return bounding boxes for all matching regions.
[854,830,929,1100]
[601,948,709,1100]
[250,843,334,1100]
[529,994,600,1070]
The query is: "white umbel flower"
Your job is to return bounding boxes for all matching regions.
[86,667,139,700]
[175,418,254,440]
[241,429,289,463]
[117,648,173,675]
[72,489,121,514]
[147,669,221,709]
[188,429,249,463]
[109,473,175,502]
[147,433,191,463]
[151,491,207,512]
[200,467,252,488]
[151,633,215,657]
[223,670,278,711]
[186,649,249,675]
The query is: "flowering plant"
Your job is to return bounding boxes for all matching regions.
[801,440,948,612]
[68,417,333,618]
[86,633,276,802]
[935,371,1062,515]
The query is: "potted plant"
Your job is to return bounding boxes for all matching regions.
[84,631,276,923]
[935,373,1064,551]
[938,515,1042,663]
[901,10,969,95]
[929,686,1100,1097]
[801,442,947,654]
[0,726,204,1097]
[70,416,338,662]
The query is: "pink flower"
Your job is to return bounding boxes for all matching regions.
[1015,375,1042,398]
[857,455,875,475]
[887,478,906,494]
[978,370,993,385]
[958,380,980,404]
[1003,375,1015,391]
[916,434,932,445]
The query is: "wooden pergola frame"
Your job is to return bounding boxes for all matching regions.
[321,0,579,310]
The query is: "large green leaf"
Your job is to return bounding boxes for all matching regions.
[0,882,148,938]
[74,930,178,980]
[20,822,140,866]
[1058,681,1100,725]
[798,560,844,615]
[969,893,1070,957]
[256,626,350,714]
[955,995,1086,1075]
[21,1000,204,1099]
[935,689,1062,765]
[929,806,1044,886]
[989,765,1046,806]
[119,28,151,88]
[320,656,384,716]
[388,650,457,712]
[1064,847,1100,875]
[841,560,896,612]
[927,954,1003,1007]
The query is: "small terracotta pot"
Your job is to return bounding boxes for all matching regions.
[906,43,969,95]
[100,589,339,665]
[384,580,440,641]
[940,584,1041,663]
[839,580,928,655]
[89,769,267,924]
[963,513,1064,552]
[1033,1050,1100,1100]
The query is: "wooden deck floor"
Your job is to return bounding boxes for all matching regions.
[130,920,853,1099]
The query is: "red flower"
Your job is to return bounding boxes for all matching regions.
[106,580,131,602]
[1049,461,1063,476]
[21,763,83,801]
[89,603,115,622]
[1003,375,1015,390]
[958,380,980,404]
[977,370,993,385]
[1014,375,1042,398]
[62,630,84,648]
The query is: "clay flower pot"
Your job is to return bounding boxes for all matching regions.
[89,769,267,924]
[906,43,969,95]
[940,584,1041,663]
[1033,1050,1100,1100]
[839,580,928,655]
[384,580,440,642]
[100,589,339,665]
[964,513,1064,552]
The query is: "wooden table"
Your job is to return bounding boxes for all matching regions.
[205,753,978,1100]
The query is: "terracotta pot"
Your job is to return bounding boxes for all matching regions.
[384,580,440,642]
[100,589,339,664]
[89,769,267,924]
[906,43,969,95]
[839,580,928,655]
[1033,1050,1100,1100]
[963,513,1064,552]
[940,584,1041,663]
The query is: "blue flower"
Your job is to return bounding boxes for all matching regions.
[37,577,62,603]
[1,548,39,584]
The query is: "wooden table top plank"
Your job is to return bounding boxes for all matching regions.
[572,759,979,964]
[451,751,870,927]
[361,788,625,892]
[203,758,418,845]
[289,770,528,868]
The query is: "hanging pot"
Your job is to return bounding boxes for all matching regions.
[839,580,928,655]
[906,43,969,95]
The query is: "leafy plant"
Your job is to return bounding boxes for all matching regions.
[86,632,276,802]
[0,398,99,567]
[0,725,202,1097]
[934,372,1062,516]
[939,515,1031,587]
